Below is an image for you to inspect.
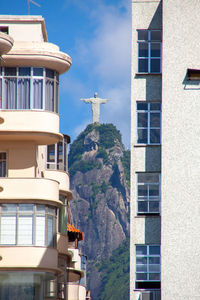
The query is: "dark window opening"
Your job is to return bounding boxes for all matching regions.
[0,27,9,34]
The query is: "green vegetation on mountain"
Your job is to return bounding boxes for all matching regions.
[69,123,123,168]
[121,150,130,187]
[69,123,130,300]
[98,238,129,300]
[69,160,101,177]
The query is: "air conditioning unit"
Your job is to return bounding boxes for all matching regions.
[71,249,79,262]
[139,290,161,300]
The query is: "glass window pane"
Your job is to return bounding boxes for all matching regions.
[35,216,45,246]
[19,67,31,76]
[2,204,17,213]
[0,152,6,177]
[33,68,43,76]
[137,129,148,144]
[150,129,160,144]
[149,245,160,255]
[1,215,16,244]
[138,30,148,41]
[149,202,160,213]
[17,78,30,109]
[149,185,159,196]
[151,30,162,41]
[0,153,6,160]
[150,59,161,73]
[55,82,59,113]
[4,67,16,76]
[139,43,148,57]
[47,145,55,163]
[136,245,147,255]
[138,112,148,127]
[47,216,54,247]
[18,215,33,245]
[137,102,148,111]
[33,79,43,109]
[138,173,159,183]
[150,102,161,111]
[151,43,161,57]
[149,273,160,281]
[138,185,148,196]
[149,257,160,264]
[45,79,54,112]
[46,69,54,79]
[138,201,148,213]
[149,264,160,272]
[48,207,55,215]
[36,205,45,214]
[136,273,147,281]
[139,59,148,73]
[150,113,160,127]
[3,78,17,109]
[136,265,147,272]
[136,257,147,264]
[19,204,34,212]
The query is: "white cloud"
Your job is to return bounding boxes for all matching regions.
[62,0,131,148]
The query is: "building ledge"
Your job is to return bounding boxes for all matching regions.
[134,215,161,219]
[135,73,162,76]
[134,144,161,148]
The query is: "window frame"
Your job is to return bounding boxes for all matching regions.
[135,245,161,283]
[0,152,7,177]
[137,173,161,215]
[0,67,59,113]
[0,203,57,247]
[137,29,162,74]
[46,138,68,172]
[136,102,161,145]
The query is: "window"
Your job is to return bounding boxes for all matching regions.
[58,195,67,235]
[137,102,161,144]
[47,138,68,171]
[0,152,6,177]
[0,26,9,34]
[136,245,161,283]
[0,271,57,299]
[137,30,162,73]
[0,204,56,247]
[0,67,59,112]
[137,173,160,214]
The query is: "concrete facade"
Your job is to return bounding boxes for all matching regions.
[131,1,200,299]
[0,15,88,300]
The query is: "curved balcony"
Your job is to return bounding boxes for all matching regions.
[0,32,14,55]
[44,170,72,199]
[67,267,84,282]
[0,178,61,206]
[2,41,72,74]
[0,110,62,144]
[0,246,59,272]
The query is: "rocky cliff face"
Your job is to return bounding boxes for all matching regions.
[69,123,130,299]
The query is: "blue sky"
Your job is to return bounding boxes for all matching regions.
[1,0,131,148]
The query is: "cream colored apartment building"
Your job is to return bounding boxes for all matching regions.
[0,15,88,300]
[130,1,200,299]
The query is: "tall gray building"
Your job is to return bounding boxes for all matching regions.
[130,1,200,299]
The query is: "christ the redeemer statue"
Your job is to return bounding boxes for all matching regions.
[81,92,109,123]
